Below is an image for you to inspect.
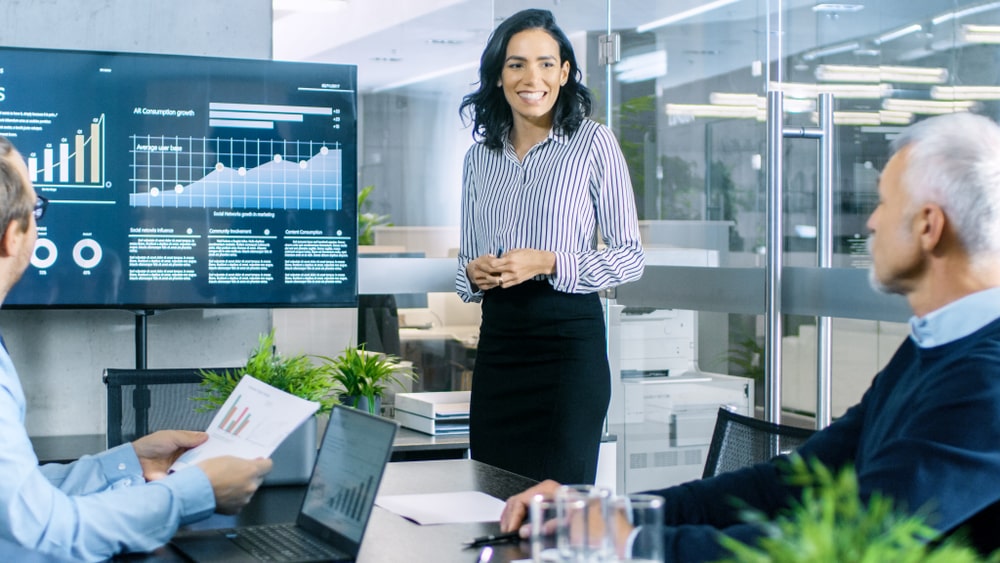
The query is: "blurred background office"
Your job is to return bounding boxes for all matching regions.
[2,0,987,492]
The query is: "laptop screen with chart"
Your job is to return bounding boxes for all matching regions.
[297,405,397,549]
[0,46,358,309]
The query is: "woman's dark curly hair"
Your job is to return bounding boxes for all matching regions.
[459,8,593,150]
[0,136,33,235]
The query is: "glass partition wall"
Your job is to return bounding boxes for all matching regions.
[289,0,1000,426]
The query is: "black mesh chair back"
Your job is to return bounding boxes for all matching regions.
[103,367,236,448]
[702,407,816,478]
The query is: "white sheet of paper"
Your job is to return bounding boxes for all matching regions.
[170,374,319,471]
[375,491,505,525]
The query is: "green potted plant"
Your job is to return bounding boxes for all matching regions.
[194,329,339,485]
[320,343,415,415]
[194,329,338,415]
[716,455,998,562]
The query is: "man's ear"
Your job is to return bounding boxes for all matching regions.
[0,219,25,259]
[916,203,946,252]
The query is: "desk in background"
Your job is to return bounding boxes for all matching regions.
[392,426,469,461]
[123,459,535,563]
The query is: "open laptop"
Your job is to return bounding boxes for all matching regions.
[171,405,398,562]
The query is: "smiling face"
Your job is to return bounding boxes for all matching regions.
[500,28,570,131]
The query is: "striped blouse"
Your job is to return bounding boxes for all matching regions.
[455,118,645,303]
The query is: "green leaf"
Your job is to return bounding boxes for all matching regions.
[317,343,416,410]
[714,455,999,562]
[195,329,339,414]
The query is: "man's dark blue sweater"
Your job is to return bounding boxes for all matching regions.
[645,317,1000,561]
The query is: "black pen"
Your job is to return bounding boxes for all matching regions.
[464,531,521,548]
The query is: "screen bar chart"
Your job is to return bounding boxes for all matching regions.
[26,113,106,189]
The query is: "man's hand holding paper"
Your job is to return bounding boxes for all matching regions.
[170,375,320,472]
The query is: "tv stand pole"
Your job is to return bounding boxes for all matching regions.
[134,309,155,369]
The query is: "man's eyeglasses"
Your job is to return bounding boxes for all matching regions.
[33,195,49,221]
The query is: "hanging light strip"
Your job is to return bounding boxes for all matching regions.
[636,0,742,32]
[814,64,947,84]
[931,85,1000,100]
[932,1,1000,25]
[709,92,765,107]
[961,24,1000,43]
[770,81,892,99]
[874,24,924,45]
[665,103,764,119]
[882,98,979,114]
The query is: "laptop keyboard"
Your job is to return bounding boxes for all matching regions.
[229,523,346,562]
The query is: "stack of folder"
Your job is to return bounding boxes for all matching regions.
[393,391,470,435]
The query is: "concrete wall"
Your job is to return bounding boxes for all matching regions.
[0,0,356,438]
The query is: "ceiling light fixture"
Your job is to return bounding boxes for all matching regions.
[931,85,1000,100]
[805,110,913,126]
[879,110,915,125]
[770,81,891,99]
[812,3,864,12]
[707,93,816,113]
[882,98,979,114]
[615,51,668,83]
[827,111,883,126]
[709,92,765,107]
[814,64,948,84]
[665,103,763,119]
[932,1,1000,25]
[960,24,1000,43]
[873,24,923,45]
[801,42,861,62]
[637,0,742,33]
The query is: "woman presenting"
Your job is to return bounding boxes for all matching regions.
[456,8,645,484]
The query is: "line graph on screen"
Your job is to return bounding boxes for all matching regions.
[128,135,343,210]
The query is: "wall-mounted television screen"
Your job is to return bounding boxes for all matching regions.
[0,47,357,309]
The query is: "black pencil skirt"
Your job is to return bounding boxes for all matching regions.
[469,280,610,484]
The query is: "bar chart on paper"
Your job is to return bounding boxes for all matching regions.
[217,394,253,437]
[168,375,319,471]
[212,390,289,450]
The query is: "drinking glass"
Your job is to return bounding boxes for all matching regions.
[529,494,563,562]
[555,484,613,562]
[605,493,665,562]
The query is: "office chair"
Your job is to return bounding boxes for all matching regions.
[702,407,816,478]
[103,367,237,448]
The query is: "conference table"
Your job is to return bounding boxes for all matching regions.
[114,459,537,562]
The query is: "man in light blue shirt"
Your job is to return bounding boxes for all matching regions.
[0,136,274,561]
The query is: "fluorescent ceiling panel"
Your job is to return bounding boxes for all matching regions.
[882,98,979,114]
[637,0,741,32]
[814,65,947,84]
